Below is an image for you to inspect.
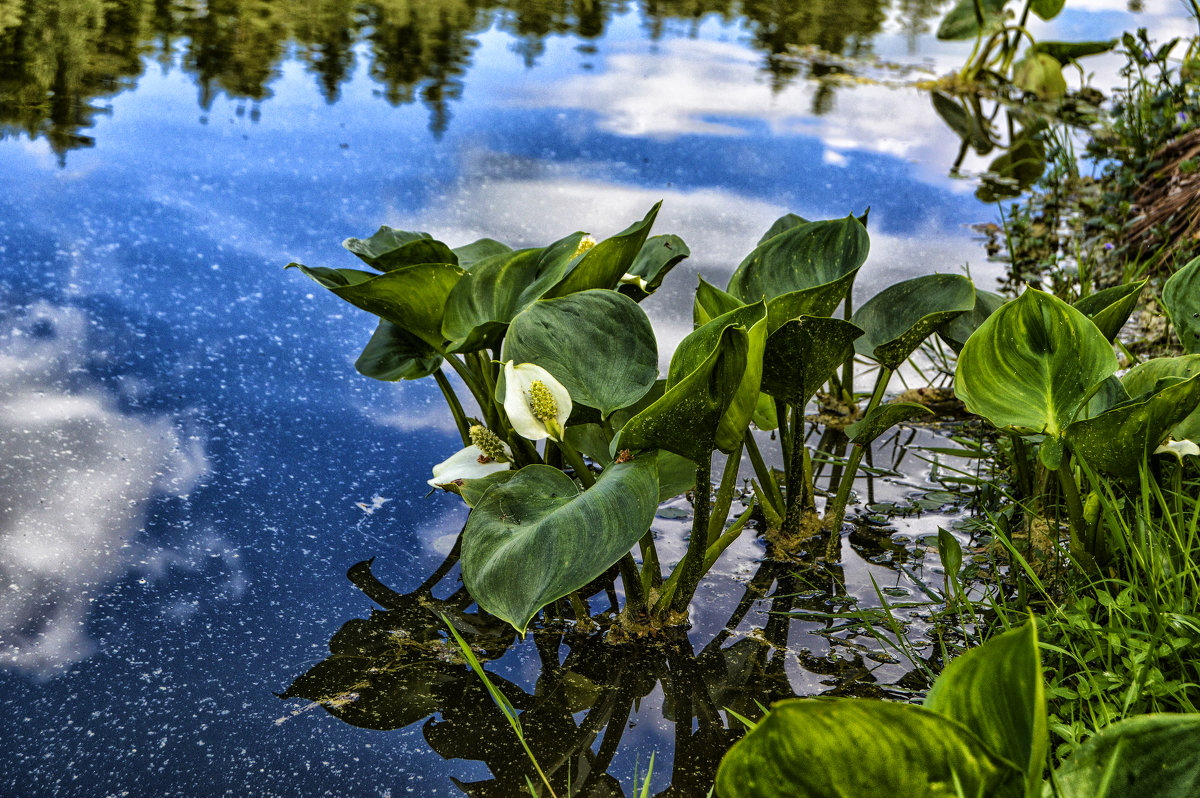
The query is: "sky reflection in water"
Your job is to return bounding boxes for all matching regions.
[0,0,1189,794]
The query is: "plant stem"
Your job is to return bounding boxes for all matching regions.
[745,432,785,518]
[707,440,745,546]
[1056,456,1090,559]
[668,453,713,616]
[618,552,646,612]
[560,442,595,488]
[434,369,472,446]
[445,353,493,424]
[823,366,892,531]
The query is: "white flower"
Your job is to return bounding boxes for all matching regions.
[503,361,572,442]
[427,443,513,488]
[619,272,651,292]
[1154,438,1200,461]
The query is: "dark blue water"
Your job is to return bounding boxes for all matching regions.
[0,1,1184,794]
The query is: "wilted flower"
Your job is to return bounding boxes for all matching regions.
[1154,438,1200,461]
[503,361,572,442]
[427,425,514,488]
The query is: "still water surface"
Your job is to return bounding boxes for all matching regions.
[0,0,1189,794]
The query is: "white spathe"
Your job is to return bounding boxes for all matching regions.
[428,444,514,488]
[503,361,572,442]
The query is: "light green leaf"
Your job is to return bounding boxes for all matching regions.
[461,458,660,634]
[438,470,518,508]
[546,203,661,298]
[343,226,457,271]
[846,402,933,445]
[1066,373,1200,478]
[715,699,1024,798]
[757,213,808,245]
[290,261,465,350]
[1122,355,1200,441]
[615,324,749,463]
[1073,280,1147,342]
[355,320,443,381]
[924,620,1046,796]
[694,277,745,327]
[667,302,767,453]
[618,234,690,302]
[1030,0,1065,20]
[726,215,868,311]
[502,290,657,417]
[1051,715,1200,798]
[1012,53,1068,99]
[1163,255,1200,353]
[936,0,1008,41]
[761,316,863,407]
[955,287,1118,436]
[853,274,975,369]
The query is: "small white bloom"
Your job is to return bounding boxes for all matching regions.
[619,272,651,292]
[1154,438,1200,460]
[503,361,572,442]
[428,443,513,488]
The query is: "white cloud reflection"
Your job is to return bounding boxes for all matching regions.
[0,303,207,677]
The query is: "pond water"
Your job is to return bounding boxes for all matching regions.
[0,0,1191,795]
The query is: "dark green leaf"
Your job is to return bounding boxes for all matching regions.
[1164,256,1200,353]
[355,320,443,381]
[546,203,661,298]
[1032,39,1118,64]
[715,698,1024,798]
[937,0,1008,41]
[727,215,868,309]
[757,213,808,245]
[1052,715,1200,798]
[502,290,658,417]
[1030,0,1065,20]
[761,316,863,407]
[343,226,457,271]
[846,402,934,445]
[461,458,660,633]
[932,91,993,155]
[938,289,1006,353]
[1121,355,1200,441]
[451,238,513,269]
[1073,280,1147,342]
[618,234,690,302]
[853,273,975,369]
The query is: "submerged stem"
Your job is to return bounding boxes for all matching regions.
[668,454,714,616]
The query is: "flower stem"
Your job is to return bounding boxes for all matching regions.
[433,369,472,446]
[560,442,595,488]
[668,453,713,616]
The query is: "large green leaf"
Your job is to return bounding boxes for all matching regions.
[1164,256,1200,353]
[618,234,690,302]
[853,274,975,369]
[955,288,1118,436]
[726,215,868,309]
[461,458,659,634]
[1066,373,1200,477]
[502,290,658,417]
[715,699,1024,798]
[761,316,863,407]
[924,621,1046,796]
[343,226,457,271]
[846,402,934,445]
[355,320,443,381]
[546,203,661,298]
[757,212,808,245]
[938,289,1006,353]
[451,238,512,269]
[694,277,746,327]
[290,261,465,350]
[667,302,767,452]
[616,324,749,463]
[1073,280,1147,342]
[1122,355,1200,441]
[440,232,591,353]
[1051,715,1200,798]
[937,0,1008,40]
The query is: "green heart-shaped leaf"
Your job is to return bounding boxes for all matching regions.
[938,289,1006,353]
[343,226,457,271]
[715,698,1024,798]
[502,289,658,417]
[761,315,863,407]
[955,287,1118,436]
[936,0,1007,40]
[1164,255,1200,353]
[355,320,443,381]
[290,261,465,350]
[727,215,868,309]
[1122,355,1200,441]
[667,302,767,453]
[1066,373,1200,478]
[461,458,660,634]
[846,402,934,445]
[618,234,690,302]
[1051,715,1200,798]
[1073,280,1147,342]
[853,273,975,369]
[616,323,750,463]
[924,621,1046,797]
[546,203,661,298]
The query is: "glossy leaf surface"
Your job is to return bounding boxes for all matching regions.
[955,288,1118,436]
[546,203,661,297]
[726,215,868,308]
[1164,255,1200,353]
[451,238,512,269]
[355,320,443,381]
[853,273,975,369]
[343,226,457,271]
[924,621,1046,795]
[760,316,862,407]
[938,288,1006,352]
[461,458,659,634]
[715,699,1023,798]
[503,290,657,417]
[1066,373,1200,477]
[1122,355,1200,441]
[1051,715,1200,798]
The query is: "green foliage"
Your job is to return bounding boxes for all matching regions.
[1072,279,1147,343]
[760,316,862,407]
[1050,715,1200,797]
[355,320,443,381]
[1163,256,1200,353]
[852,273,975,369]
